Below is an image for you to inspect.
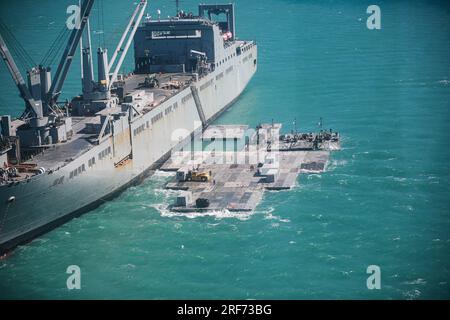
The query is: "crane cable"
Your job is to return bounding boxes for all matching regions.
[46,27,71,68]
[0,18,36,72]
[0,19,36,67]
[41,24,70,67]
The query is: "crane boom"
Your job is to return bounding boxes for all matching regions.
[0,33,42,118]
[48,0,95,104]
[109,0,147,90]
[108,2,142,71]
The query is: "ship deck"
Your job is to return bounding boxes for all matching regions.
[123,73,195,101]
[17,72,198,174]
[22,117,98,171]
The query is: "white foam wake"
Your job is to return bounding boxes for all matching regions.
[260,207,291,223]
[152,170,176,178]
[159,208,253,221]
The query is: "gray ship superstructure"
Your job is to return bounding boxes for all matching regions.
[0,1,257,253]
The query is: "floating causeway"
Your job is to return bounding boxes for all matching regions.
[161,123,340,213]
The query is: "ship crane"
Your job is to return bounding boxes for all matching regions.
[190,50,209,75]
[0,33,42,121]
[108,0,147,90]
[0,0,95,127]
[0,0,94,152]
[78,0,147,101]
[47,0,95,106]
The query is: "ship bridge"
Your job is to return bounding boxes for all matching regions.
[134,4,236,74]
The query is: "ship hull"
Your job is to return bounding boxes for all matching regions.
[0,44,257,254]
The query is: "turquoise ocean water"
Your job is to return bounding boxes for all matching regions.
[0,0,449,299]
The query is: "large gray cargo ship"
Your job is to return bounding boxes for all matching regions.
[0,1,257,254]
